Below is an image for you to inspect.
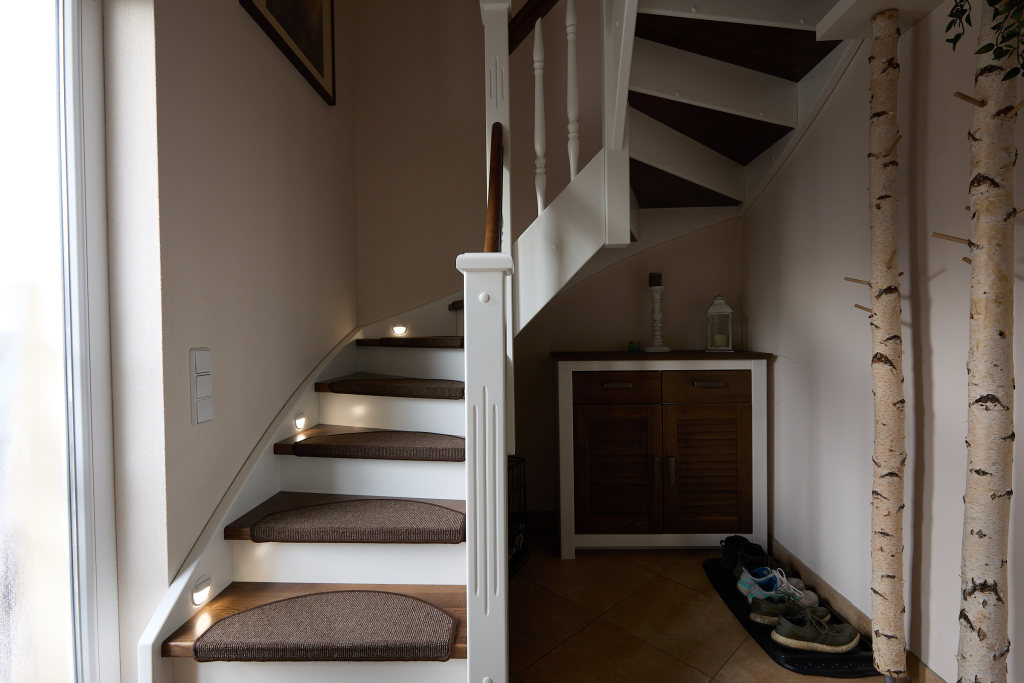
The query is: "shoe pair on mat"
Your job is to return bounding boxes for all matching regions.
[771,609,861,654]
[720,536,791,580]
[738,566,817,607]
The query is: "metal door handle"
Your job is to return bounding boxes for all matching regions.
[604,382,633,388]
[653,456,661,485]
[669,456,676,486]
[693,381,725,388]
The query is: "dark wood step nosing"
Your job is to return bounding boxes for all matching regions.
[315,373,465,400]
[356,337,464,349]
[224,492,467,542]
[161,582,467,659]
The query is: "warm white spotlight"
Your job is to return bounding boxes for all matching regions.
[192,575,212,606]
[392,325,408,336]
[294,410,306,430]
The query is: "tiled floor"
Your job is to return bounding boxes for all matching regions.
[510,529,885,683]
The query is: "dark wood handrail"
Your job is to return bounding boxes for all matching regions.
[484,122,503,253]
[509,0,561,54]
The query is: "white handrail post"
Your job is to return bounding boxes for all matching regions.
[458,252,514,683]
[566,0,579,179]
[534,19,546,213]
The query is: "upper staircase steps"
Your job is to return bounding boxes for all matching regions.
[225,492,466,544]
[316,372,465,400]
[275,424,466,462]
[162,582,467,661]
[356,336,464,349]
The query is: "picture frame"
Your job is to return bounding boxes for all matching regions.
[240,0,336,105]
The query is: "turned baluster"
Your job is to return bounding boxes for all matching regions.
[533,18,546,213]
[566,0,579,179]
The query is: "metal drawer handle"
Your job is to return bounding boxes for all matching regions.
[603,382,633,388]
[653,456,661,485]
[669,456,676,486]
[693,381,725,388]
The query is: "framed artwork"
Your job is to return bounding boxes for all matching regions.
[240,0,336,105]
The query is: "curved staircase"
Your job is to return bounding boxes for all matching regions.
[159,334,471,680]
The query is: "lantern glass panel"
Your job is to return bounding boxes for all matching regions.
[708,313,732,350]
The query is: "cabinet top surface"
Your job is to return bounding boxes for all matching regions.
[551,350,774,361]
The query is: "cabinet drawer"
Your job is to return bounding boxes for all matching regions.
[663,370,751,404]
[573,371,661,404]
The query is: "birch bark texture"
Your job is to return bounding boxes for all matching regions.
[958,3,1015,681]
[867,10,907,679]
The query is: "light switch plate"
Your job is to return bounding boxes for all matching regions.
[190,347,212,425]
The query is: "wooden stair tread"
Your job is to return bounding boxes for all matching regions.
[225,491,466,543]
[162,582,467,659]
[315,372,465,400]
[357,336,463,349]
[276,424,465,462]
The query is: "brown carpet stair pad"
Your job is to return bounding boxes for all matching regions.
[319,374,465,400]
[357,336,464,348]
[251,498,466,544]
[290,430,465,461]
[193,590,457,662]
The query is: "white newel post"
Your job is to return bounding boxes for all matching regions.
[566,0,579,179]
[458,252,514,683]
[480,0,515,456]
[534,19,546,212]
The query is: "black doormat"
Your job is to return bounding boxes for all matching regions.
[702,558,880,678]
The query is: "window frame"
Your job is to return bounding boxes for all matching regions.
[58,0,122,681]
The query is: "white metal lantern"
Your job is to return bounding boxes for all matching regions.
[707,296,733,352]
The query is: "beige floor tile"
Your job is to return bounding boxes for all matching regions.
[518,527,560,574]
[661,549,723,599]
[521,553,656,615]
[715,637,885,683]
[518,619,710,683]
[579,548,697,575]
[509,575,596,674]
[602,576,748,678]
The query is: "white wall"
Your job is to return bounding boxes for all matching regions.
[104,1,358,680]
[743,8,1023,681]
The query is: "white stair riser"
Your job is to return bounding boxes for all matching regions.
[356,347,464,381]
[319,392,465,436]
[280,457,467,500]
[173,658,466,683]
[232,541,467,584]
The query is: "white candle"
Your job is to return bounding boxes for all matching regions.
[713,334,728,347]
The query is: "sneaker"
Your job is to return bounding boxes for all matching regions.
[720,535,748,570]
[747,569,819,608]
[772,611,861,653]
[749,597,830,626]
[732,542,794,580]
[737,566,806,596]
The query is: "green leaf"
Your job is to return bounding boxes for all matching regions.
[977,42,996,53]
[1003,66,1021,80]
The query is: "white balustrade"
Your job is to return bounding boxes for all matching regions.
[533,19,546,213]
[566,0,579,179]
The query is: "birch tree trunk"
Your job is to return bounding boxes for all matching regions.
[867,10,907,679]
[958,4,1015,681]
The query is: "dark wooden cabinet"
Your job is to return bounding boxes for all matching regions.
[572,370,752,535]
[573,404,662,533]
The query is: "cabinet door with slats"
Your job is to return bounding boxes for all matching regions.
[573,404,663,534]
[663,403,752,534]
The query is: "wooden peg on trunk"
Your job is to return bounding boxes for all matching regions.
[932,231,970,245]
[954,91,986,107]
[845,277,870,285]
[855,304,873,313]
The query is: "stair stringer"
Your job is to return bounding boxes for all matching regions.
[513,149,608,335]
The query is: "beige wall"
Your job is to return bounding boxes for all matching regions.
[105,0,358,679]
[743,8,1023,681]
[514,218,743,510]
[353,0,605,325]
[352,1,483,325]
